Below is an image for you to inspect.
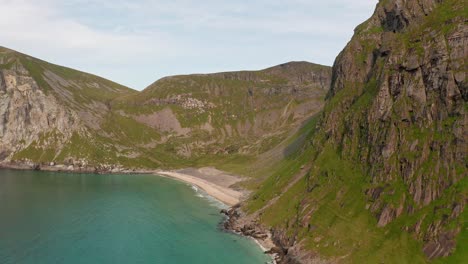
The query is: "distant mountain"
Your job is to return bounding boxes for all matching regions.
[0,47,331,169]
[113,61,331,163]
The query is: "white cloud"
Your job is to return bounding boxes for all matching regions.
[0,0,377,89]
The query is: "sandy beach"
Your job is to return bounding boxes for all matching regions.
[154,167,244,206]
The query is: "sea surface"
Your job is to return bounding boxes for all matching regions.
[0,169,270,264]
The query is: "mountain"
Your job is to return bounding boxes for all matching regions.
[0,47,331,170]
[112,62,330,165]
[0,46,135,165]
[239,0,466,262]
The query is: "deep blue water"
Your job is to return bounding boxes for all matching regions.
[0,169,270,264]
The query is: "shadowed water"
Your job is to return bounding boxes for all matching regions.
[0,169,270,264]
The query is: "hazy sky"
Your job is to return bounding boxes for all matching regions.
[0,0,377,90]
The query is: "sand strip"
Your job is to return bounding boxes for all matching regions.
[154,170,242,206]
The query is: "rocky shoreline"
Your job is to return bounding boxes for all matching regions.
[0,161,153,175]
[221,205,288,264]
[221,203,324,264]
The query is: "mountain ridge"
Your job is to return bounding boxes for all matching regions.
[0,46,331,171]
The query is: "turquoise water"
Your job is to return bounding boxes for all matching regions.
[0,169,270,264]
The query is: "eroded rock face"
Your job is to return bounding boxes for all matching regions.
[322,0,466,259]
[0,62,79,160]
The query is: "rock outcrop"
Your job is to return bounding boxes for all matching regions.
[0,56,79,159]
[0,47,135,164]
[324,0,466,256]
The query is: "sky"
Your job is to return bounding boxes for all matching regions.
[0,0,377,90]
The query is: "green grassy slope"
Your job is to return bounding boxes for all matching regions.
[244,0,467,262]
[1,47,331,169]
[100,62,331,168]
[0,46,135,104]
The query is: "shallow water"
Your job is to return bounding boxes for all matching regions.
[0,169,270,264]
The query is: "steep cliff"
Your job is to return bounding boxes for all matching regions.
[245,0,466,262]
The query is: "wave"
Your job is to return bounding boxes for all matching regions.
[189,184,227,209]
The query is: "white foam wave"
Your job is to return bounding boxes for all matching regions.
[189,184,227,209]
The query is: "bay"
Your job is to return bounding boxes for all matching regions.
[0,169,270,264]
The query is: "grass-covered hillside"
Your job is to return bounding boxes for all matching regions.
[111,61,331,166]
[242,0,467,263]
[0,47,331,169]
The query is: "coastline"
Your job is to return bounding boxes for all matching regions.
[0,162,245,208]
[0,161,153,174]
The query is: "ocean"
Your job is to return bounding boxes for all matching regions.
[0,169,270,264]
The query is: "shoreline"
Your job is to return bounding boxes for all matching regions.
[153,169,277,263]
[152,170,276,263]
[0,161,154,174]
[154,169,243,207]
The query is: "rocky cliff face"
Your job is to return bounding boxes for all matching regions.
[245,0,466,262]
[324,0,466,259]
[0,52,79,160]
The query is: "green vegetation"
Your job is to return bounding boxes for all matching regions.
[421,0,466,35]
[243,122,428,262]
[13,131,65,161]
[246,125,464,263]
[242,0,467,262]
[6,58,329,170]
[19,57,53,92]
